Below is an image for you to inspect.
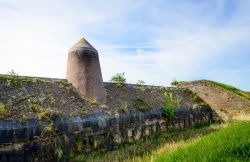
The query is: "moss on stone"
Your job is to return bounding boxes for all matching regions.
[132,98,152,112]
[0,102,10,119]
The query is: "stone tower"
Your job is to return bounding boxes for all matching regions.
[66,37,105,102]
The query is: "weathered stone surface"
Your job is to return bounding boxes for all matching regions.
[0,106,215,162]
[177,80,250,120]
[66,38,106,102]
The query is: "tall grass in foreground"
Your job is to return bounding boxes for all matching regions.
[74,121,250,162]
[155,121,250,162]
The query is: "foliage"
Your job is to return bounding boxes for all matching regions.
[37,108,53,120]
[133,98,152,112]
[171,79,179,86]
[0,102,9,119]
[136,80,145,86]
[55,144,63,161]
[161,88,175,121]
[208,80,250,100]
[86,98,97,105]
[0,70,29,89]
[75,135,84,153]
[42,123,55,136]
[0,102,6,112]
[110,72,126,85]
[174,95,181,108]
[7,69,18,76]
[155,121,250,162]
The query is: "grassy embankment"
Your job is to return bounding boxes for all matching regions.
[154,120,250,162]
[207,80,250,100]
[74,121,250,162]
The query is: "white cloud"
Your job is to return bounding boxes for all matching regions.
[0,0,249,89]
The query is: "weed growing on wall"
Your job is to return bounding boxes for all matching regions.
[171,79,179,86]
[161,88,174,121]
[136,80,145,86]
[0,102,9,119]
[55,144,63,161]
[110,72,126,85]
[0,70,30,89]
[75,135,84,152]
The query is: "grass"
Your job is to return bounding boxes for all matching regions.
[155,120,250,162]
[73,121,250,162]
[172,80,250,100]
[74,123,219,162]
[207,80,250,100]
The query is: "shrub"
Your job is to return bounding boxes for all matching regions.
[171,80,179,86]
[110,72,126,85]
[136,80,145,86]
[161,88,174,121]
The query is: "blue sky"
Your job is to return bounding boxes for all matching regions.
[0,0,249,90]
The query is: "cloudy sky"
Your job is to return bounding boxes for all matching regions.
[0,0,249,90]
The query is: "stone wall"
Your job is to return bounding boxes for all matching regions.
[0,106,213,162]
[0,75,208,120]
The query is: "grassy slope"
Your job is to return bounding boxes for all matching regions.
[155,121,250,162]
[74,121,250,162]
[173,80,250,100]
[207,80,250,100]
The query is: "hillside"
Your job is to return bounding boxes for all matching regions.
[207,80,250,100]
[173,80,250,120]
[154,121,250,162]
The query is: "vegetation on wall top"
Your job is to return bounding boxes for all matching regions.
[110,72,126,85]
[161,88,175,121]
[207,80,250,100]
[171,79,250,100]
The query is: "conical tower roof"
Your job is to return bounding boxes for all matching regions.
[69,37,97,53]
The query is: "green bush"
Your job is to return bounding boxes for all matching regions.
[161,88,174,121]
[171,80,179,86]
[110,72,126,85]
[136,80,145,86]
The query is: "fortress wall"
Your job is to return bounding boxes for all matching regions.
[0,106,213,162]
[177,80,250,110]
[0,75,210,119]
[177,80,250,120]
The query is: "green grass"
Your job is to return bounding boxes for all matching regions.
[155,121,250,162]
[73,121,250,162]
[208,80,250,100]
[172,80,250,100]
[74,123,219,162]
